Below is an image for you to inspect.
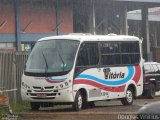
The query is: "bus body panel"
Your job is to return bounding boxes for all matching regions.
[73,65,143,101]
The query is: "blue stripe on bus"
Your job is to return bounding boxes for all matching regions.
[76,66,134,86]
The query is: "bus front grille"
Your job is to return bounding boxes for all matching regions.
[28,86,59,99]
[30,93,57,96]
[33,86,54,91]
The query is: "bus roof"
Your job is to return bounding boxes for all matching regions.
[38,34,140,42]
[144,62,160,65]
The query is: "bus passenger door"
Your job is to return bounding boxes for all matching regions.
[74,42,103,100]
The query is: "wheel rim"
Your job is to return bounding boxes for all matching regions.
[77,94,82,109]
[126,90,133,103]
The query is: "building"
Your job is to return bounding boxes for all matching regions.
[0,0,160,62]
[127,7,160,61]
[0,0,73,51]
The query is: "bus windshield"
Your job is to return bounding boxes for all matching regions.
[25,39,79,76]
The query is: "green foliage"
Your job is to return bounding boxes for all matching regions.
[0,102,30,119]
[0,106,8,119]
[11,102,30,114]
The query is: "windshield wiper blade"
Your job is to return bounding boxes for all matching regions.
[42,51,48,74]
[57,51,65,72]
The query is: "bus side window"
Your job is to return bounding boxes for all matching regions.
[121,42,140,65]
[77,48,87,66]
[100,41,140,66]
[100,42,121,66]
[76,43,99,66]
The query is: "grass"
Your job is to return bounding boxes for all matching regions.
[11,102,30,114]
[0,107,7,115]
[0,106,10,119]
[0,102,69,119]
[0,102,30,117]
[0,102,30,119]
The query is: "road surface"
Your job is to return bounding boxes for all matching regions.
[17,96,160,120]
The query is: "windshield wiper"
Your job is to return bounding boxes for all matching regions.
[57,50,65,72]
[42,51,48,74]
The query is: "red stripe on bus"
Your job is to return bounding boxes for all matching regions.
[74,79,125,92]
[132,65,141,84]
[46,80,64,83]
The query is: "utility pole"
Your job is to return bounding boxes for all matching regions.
[15,0,21,51]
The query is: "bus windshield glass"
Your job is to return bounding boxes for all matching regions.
[25,39,79,75]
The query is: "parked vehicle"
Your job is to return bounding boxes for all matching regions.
[136,101,160,120]
[143,62,160,99]
[21,34,143,111]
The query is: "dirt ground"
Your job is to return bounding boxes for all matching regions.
[17,96,160,120]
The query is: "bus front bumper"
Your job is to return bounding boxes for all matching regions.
[21,88,74,102]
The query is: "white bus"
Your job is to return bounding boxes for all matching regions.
[21,34,143,111]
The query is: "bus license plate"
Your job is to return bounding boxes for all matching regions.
[37,93,46,98]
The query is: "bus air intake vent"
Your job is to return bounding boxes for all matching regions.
[45,86,54,89]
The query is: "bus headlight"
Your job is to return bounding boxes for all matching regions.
[21,82,30,89]
[60,84,63,88]
[65,82,68,86]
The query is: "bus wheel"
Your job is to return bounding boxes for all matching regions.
[30,102,40,110]
[121,87,134,106]
[72,91,83,111]
[147,83,155,99]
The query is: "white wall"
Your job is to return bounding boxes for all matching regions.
[0,43,15,48]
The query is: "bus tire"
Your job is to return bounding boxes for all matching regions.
[72,91,83,111]
[30,102,40,110]
[147,83,155,99]
[121,87,134,106]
